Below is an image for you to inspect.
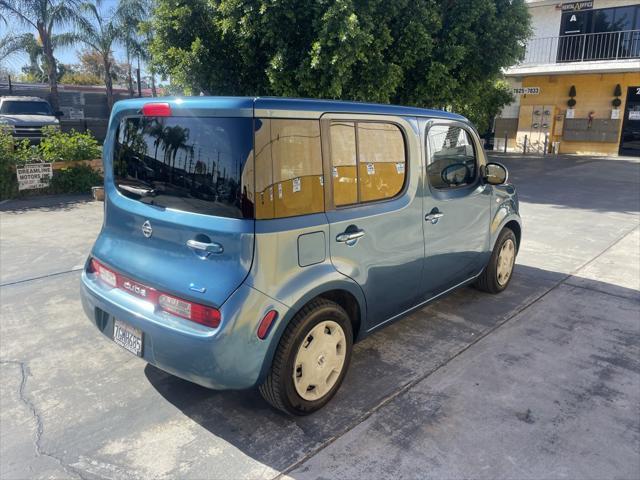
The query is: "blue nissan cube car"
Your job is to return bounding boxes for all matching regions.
[81,97,521,415]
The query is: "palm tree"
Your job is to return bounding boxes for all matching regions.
[138,24,157,97]
[148,120,164,159]
[15,33,47,81]
[116,0,146,97]
[0,0,82,110]
[74,2,123,111]
[0,33,32,65]
[161,125,190,180]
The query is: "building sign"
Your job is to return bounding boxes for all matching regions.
[630,111,640,121]
[513,87,540,95]
[561,1,593,11]
[16,163,52,190]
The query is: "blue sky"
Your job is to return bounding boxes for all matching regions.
[3,0,143,75]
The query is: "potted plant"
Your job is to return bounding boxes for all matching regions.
[566,85,576,118]
[567,85,577,107]
[612,84,622,108]
[610,84,623,120]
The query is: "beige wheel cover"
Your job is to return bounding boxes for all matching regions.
[497,238,516,286]
[293,320,347,401]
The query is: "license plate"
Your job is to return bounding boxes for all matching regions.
[113,319,143,357]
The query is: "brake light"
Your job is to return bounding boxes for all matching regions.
[158,293,220,327]
[91,259,116,288]
[158,294,192,318]
[190,303,222,328]
[142,102,171,117]
[88,258,220,328]
[257,310,278,339]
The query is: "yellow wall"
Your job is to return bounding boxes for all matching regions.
[517,72,640,155]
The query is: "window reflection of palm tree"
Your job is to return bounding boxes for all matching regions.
[161,125,190,181]
[148,120,165,162]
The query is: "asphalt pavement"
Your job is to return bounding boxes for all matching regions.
[1,153,639,479]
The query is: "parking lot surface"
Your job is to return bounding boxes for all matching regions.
[1,154,639,479]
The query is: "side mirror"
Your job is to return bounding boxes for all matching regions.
[483,162,508,185]
[55,110,64,117]
[441,163,470,186]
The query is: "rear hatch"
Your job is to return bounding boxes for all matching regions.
[92,99,256,309]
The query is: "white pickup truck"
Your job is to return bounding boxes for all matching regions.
[0,96,63,143]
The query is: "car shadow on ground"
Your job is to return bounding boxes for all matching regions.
[143,264,639,472]
[0,193,94,213]
[488,154,640,214]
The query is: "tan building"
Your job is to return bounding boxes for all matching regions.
[496,0,640,156]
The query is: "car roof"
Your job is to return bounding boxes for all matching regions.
[112,96,467,122]
[254,97,466,121]
[0,96,48,102]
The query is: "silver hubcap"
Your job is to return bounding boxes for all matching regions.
[497,238,516,286]
[293,320,347,401]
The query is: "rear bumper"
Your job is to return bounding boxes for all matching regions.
[80,270,288,390]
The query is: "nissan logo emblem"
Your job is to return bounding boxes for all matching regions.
[141,220,153,238]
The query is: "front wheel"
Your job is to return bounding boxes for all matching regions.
[474,227,517,294]
[259,299,353,415]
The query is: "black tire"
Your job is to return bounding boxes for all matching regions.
[259,298,353,415]
[474,227,517,294]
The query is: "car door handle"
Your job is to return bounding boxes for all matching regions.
[187,239,224,254]
[336,229,365,245]
[425,211,444,224]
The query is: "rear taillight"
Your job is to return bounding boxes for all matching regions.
[158,293,220,328]
[88,258,220,328]
[91,258,116,288]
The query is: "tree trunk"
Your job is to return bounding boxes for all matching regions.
[126,47,134,97]
[150,67,157,97]
[104,56,114,112]
[136,57,142,97]
[39,24,60,111]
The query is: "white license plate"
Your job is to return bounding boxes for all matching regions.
[113,319,143,357]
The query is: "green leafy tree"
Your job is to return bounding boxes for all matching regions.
[59,69,103,85]
[149,0,530,122]
[76,48,127,82]
[0,0,83,110]
[452,80,515,134]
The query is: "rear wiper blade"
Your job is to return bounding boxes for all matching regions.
[118,184,156,197]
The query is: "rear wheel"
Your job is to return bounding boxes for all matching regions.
[259,299,353,415]
[475,227,517,294]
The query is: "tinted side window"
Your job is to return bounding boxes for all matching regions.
[254,118,324,219]
[330,121,406,206]
[427,125,477,190]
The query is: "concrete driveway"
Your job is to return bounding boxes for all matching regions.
[1,154,639,480]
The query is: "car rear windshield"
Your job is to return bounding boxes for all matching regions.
[114,117,254,219]
[0,101,53,115]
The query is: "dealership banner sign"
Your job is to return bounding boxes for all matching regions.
[16,163,53,190]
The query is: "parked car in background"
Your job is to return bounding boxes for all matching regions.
[0,96,62,142]
[81,97,522,415]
